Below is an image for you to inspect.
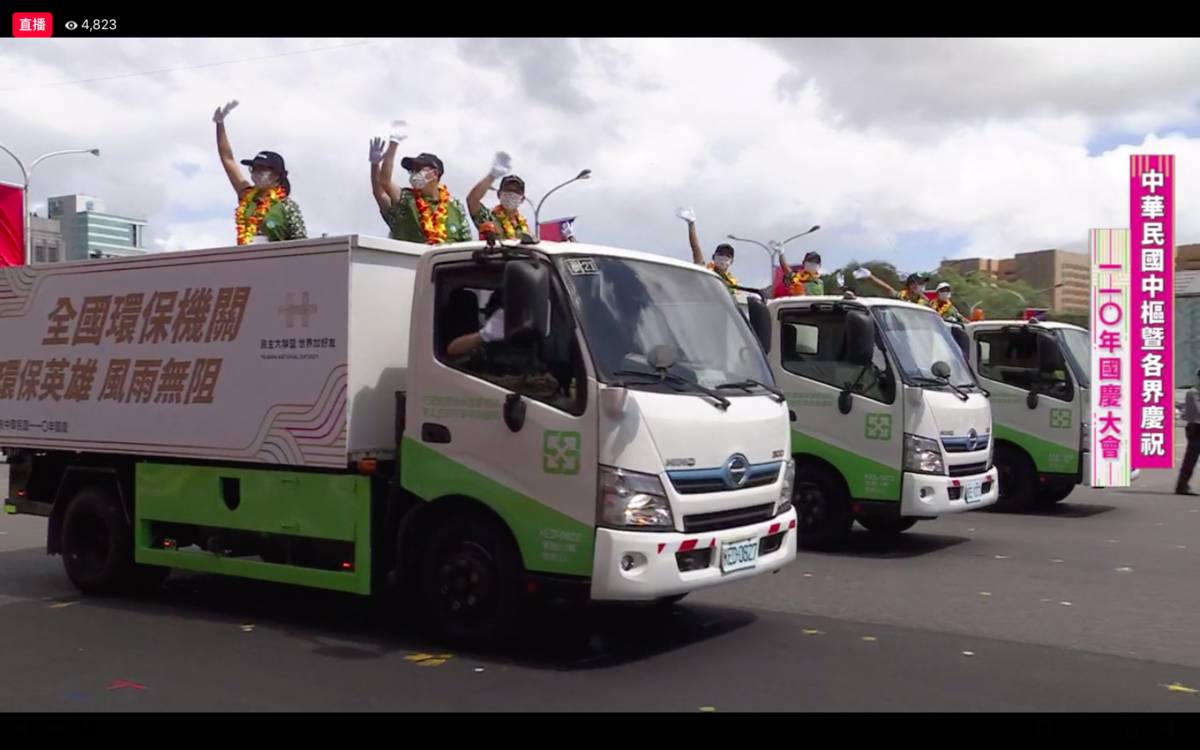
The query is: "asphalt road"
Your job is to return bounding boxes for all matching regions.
[2,453,1199,712]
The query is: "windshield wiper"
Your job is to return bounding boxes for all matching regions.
[716,379,786,403]
[911,375,970,402]
[612,367,731,410]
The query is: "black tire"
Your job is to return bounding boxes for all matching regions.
[856,516,918,535]
[994,443,1036,512]
[793,465,852,550]
[417,511,524,649]
[658,593,688,606]
[1037,477,1076,505]
[61,486,168,595]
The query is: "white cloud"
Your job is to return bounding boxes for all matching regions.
[2,38,1197,286]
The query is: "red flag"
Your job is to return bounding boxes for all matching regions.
[0,182,23,267]
[771,265,788,299]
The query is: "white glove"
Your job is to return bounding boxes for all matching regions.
[836,271,846,287]
[369,137,385,165]
[675,206,696,224]
[769,240,784,257]
[480,310,505,343]
[388,120,408,144]
[852,268,873,280]
[490,151,513,179]
[213,100,239,124]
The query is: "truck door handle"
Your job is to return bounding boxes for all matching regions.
[422,423,451,444]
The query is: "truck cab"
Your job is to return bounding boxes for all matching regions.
[767,295,998,549]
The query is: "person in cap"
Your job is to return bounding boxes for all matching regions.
[861,270,933,307]
[675,207,737,293]
[931,281,963,320]
[466,152,530,241]
[779,249,825,296]
[369,124,470,245]
[212,100,307,245]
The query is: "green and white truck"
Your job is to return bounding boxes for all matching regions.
[964,320,1093,510]
[765,295,998,549]
[1,234,797,645]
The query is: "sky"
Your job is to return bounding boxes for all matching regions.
[3,37,1199,287]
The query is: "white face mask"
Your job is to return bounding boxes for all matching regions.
[804,262,821,275]
[713,256,732,272]
[499,191,522,211]
[251,171,274,188]
[938,291,951,301]
[409,169,433,190]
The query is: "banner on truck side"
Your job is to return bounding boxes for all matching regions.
[0,243,350,468]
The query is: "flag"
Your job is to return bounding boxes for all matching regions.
[771,265,788,299]
[539,217,576,242]
[0,182,23,267]
[1022,308,1049,321]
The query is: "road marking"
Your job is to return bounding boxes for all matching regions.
[1161,682,1199,695]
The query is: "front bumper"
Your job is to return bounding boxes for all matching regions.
[900,468,999,516]
[590,508,798,601]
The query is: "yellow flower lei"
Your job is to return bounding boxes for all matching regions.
[414,184,451,244]
[235,186,287,245]
[491,205,529,239]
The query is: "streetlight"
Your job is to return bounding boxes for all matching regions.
[0,145,101,265]
[728,224,821,264]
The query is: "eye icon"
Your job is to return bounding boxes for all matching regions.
[65,20,79,30]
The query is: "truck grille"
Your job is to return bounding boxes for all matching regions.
[948,462,989,477]
[683,503,775,533]
[667,461,781,495]
[941,434,990,453]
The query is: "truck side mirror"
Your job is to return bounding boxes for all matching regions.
[844,309,875,367]
[503,260,550,344]
[747,297,772,355]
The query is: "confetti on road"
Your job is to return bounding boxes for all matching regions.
[106,680,146,692]
[405,653,452,667]
[699,706,717,712]
[1161,682,1199,695]
[979,592,992,597]
[802,573,813,578]
[801,629,824,636]
[474,668,485,673]
[962,651,976,657]
[48,601,78,609]
[1115,567,1134,573]
[1176,545,1188,550]
[1060,601,1073,607]
[1051,559,1064,564]
[240,624,255,632]
[862,636,878,642]
[994,555,1009,560]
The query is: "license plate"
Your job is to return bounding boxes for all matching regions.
[965,481,983,503]
[721,538,759,573]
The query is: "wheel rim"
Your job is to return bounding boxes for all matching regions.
[795,481,826,532]
[433,539,497,624]
[67,511,111,575]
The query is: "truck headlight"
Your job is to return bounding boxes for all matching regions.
[904,434,945,475]
[777,459,795,514]
[598,466,674,530]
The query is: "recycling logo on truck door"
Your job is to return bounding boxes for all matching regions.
[1050,408,1072,430]
[543,430,582,475]
[865,413,893,441]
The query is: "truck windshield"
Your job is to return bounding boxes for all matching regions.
[557,255,774,391]
[874,306,977,387]
[1056,327,1091,389]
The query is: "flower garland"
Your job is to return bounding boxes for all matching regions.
[707,261,737,289]
[235,186,287,245]
[414,184,451,244]
[787,269,821,295]
[932,298,956,317]
[491,205,529,239]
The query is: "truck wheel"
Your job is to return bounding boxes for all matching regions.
[994,444,1036,512]
[856,516,918,536]
[1037,477,1075,505]
[61,486,168,595]
[417,512,523,649]
[794,466,852,550]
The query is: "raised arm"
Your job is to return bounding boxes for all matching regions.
[213,101,250,194]
[369,137,391,213]
[676,207,704,265]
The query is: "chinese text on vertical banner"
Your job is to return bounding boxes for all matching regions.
[1091,229,1131,487]
[1130,155,1174,469]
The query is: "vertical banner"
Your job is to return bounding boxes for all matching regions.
[1130,155,1175,469]
[1091,229,1131,487]
[0,182,24,267]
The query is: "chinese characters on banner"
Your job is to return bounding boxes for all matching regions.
[1091,229,1131,487]
[1130,155,1174,469]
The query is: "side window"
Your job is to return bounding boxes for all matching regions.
[976,331,1072,401]
[433,262,586,415]
[779,310,895,403]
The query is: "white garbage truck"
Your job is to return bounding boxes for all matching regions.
[1,234,797,645]
[763,294,998,549]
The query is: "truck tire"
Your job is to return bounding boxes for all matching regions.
[994,444,1036,512]
[61,486,169,595]
[417,511,524,649]
[1037,477,1076,505]
[856,516,918,536]
[794,465,852,550]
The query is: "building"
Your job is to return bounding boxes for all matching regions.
[1177,270,1200,386]
[1177,243,1200,272]
[942,248,1090,314]
[29,214,63,263]
[47,194,147,261]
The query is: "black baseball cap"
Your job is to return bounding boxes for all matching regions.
[499,175,525,194]
[714,243,735,257]
[905,273,928,285]
[401,152,445,176]
[803,251,822,264]
[240,150,287,173]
